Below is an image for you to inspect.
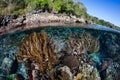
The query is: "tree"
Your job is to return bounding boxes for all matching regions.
[53,0,62,12]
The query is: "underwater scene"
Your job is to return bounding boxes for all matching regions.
[0,25,120,80]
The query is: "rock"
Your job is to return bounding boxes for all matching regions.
[1,57,13,72]
[9,58,18,74]
[36,10,43,13]
[28,10,37,14]
[85,20,92,24]
[0,16,4,26]
[75,20,82,23]
[9,15,26,26]
[0,15,17,26]
[28,10,43,14]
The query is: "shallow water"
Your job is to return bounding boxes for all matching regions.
[0,25,120,80]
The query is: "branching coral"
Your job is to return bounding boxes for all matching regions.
[48,66,72,80]
[17,31,58,73]
[64,32,99,55]
[81,33,99,53]
[49,70,71,80]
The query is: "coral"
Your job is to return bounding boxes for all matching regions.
[73,73,83,80]
[90,68,101,80]
[62,55,79,71]
[64,32,99,55]
[105,61,117,80]
[81,33,99,53]
[17,31,58,73]
[78,63,101,80]
[48,66,72,80]
[64,36,87,55]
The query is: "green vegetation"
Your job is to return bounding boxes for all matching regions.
[84,13,120,30]
[0,0,86,16]
[0,0,119,29]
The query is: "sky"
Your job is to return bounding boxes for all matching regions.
[79,0,120,27]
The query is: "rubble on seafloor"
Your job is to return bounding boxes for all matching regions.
[0,30,119,80]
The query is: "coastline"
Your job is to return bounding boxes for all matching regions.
[0,12,90,36]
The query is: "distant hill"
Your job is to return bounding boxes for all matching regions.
[0,0,120,30]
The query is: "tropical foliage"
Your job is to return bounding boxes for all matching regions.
[84,13,120,30]
[0,0,86,16]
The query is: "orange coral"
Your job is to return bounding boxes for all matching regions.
[17,31,58,73]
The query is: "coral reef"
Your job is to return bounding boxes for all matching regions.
[17,31,58,74]
[1,27,120,80]
[79,63,101,80]
[16,30,101,80]
[64,32,99,55]
[100,59,118,80]
[81,33,99,53]
[48,66,72,80]
[59,32,101,80]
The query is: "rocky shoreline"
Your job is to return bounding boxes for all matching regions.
[0,11,91,36]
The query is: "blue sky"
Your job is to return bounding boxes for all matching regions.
[79,0,120,27]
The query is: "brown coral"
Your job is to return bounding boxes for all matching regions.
[62,55,79,71]
[64,32,99,55]
[48,66,72,80]
[49,70,71,80]
[81,33,99,53]
[17,31,58,73]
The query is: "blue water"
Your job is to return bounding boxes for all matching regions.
[88,24,120,33]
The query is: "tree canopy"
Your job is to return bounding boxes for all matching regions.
[0,0,86,16]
